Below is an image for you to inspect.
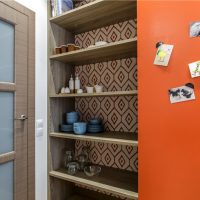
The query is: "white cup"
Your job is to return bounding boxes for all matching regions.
[94,85,103,93]
[86,86,94,93]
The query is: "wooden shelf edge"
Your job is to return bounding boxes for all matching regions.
[50,38,137,61]
[49,0,136,33]
[49,170,138,200]
[49,132,138,146]
[49,90,138,98]
[49,0,104,21]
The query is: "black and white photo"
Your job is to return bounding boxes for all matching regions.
[190,22,200,37]
[168,83,195,104]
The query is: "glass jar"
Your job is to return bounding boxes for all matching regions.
[77,146,90,171]
[64,150,74,168]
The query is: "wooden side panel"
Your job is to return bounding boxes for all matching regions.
[48,2,75,200]
[26,9,35,200]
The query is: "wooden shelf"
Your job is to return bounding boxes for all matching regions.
[49,0,137,34]
[49,166,138,200]
[50,38,137,65]
[50,132,138,146]
[49,90,137,98]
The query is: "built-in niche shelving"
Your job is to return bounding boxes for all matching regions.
[48,0,138,199]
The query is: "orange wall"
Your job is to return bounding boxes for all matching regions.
[138,1,200,200]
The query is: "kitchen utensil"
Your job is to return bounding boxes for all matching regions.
[94,85,103,93]
[84,165,101,177]
[61,45,68,53]
[67,43,76,51]
[73,122,87,134]
[64,150,74,168]
[55,47,61,54]
[66,112,79,124]
[66,162,79,175]
[86,86,94,93]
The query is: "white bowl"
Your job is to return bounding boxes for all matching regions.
[86,86,94,93]
[94,85,103,93]
[77,89,83,94]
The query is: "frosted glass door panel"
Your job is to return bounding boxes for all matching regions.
[0,92,14,154]
[0,20,14,83]
[0,162,13,200]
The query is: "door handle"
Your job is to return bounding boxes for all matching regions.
[15,115,28,121]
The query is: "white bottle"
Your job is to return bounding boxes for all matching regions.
[69,75,74,93]
[75,74,80,93]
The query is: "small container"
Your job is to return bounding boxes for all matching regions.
[75,45,80,50]
[55,47,61,54]
[67,43,76,52]
[64,87,70,93]
[73,122,87,135]
[69,75,74,93]
[77,154,88,171]
[61,45,68,53]
[66,162,79,175]
[94,85,103,93]
[66,111,79,124]
[61,87,65,94]
[64,151,74,168]
[84,165,101,177]
[86,86,94,93]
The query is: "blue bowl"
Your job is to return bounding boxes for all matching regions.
[67,118,78,124]
[67,112,79,116]
[66,112,79,124]
[89,118,102,125]
[73,122,87,135]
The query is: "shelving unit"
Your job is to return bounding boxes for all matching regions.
[50,38,137,65]
[50,90,137,98]
[48,0,138,200]
[49,166,138,200]
[49,132,138,146]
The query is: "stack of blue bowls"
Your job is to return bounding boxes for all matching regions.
[87,118,104,133]
[60,111,79,132]
[66,112,79,124]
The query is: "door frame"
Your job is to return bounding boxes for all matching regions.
[0,1,35,200]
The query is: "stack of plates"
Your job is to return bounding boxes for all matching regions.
[87,118,104,133]
[60,124,73,132]
[87,124,104,133]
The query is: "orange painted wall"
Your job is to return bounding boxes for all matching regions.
[138,1,200,200]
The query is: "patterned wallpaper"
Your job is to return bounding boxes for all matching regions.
[74,0,138,173]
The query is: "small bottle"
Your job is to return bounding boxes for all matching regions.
[69,75,74,93]
[75,74,80,93]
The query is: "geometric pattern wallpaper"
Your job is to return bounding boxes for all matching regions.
[75,140,138,172]
[75,95,137,132]
[74,0,138,174]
